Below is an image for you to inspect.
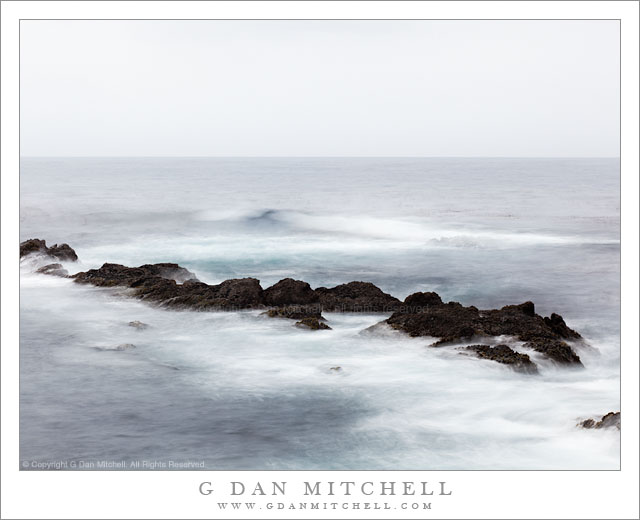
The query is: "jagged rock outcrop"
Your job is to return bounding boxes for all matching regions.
[263,278,319,306]
[132,276,264,310]
[401,291,444,311]
[72,262,263,310]
[315,281,401,312]
[464,344,538,373]
[579,412,620,430]
[20,238,78,262]
[387,298,582,365]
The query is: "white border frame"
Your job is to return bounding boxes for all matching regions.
[2,2,638,519]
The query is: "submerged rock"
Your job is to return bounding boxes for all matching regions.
[579,412,620,430]
[522,337,582,365]
[264,305,324,320]
[263,278,319,306]
[94,343,136,351]
[464,344,538,373]
[128,321,149,330]
[295,317,332,330]
[36,263,69,277]
[385,293,582,365]
[20,238,78,262]
[315,281,401,312]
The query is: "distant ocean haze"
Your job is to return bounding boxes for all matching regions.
[19,157,620,469]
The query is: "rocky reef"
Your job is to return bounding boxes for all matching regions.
[22,239,586,366]
[387,295,582,365]
[314,282,401,312]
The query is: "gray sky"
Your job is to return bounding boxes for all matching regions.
[20,20,619,157]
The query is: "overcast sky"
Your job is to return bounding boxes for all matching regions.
[20,20,619,157]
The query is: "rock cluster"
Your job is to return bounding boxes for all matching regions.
[315,282,401,312]
[20,238,78,262]
[579,412,620,430]
[23,239,586,366]
[387,296,582,365]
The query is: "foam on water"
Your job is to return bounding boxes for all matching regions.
[19,157,620,469]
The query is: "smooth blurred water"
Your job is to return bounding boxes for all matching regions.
[19,157,620,469]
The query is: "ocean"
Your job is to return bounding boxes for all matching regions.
[19,157,620,469]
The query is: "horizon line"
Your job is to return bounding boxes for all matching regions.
[19,155,621,159]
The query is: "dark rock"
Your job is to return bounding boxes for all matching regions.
[209,278,264,308]
[137,277,264,310]
[47,243,78,262]
[263,278,319,306]
[501,301,535,317]
[73,263,150,287]
[73,262,197,287]
[36,263,69,277]
[20,238,47,257]
[133,277,181,303]
[138,263,197,283]
[20,238,78,262]
[264,306,324,320]
[522,338,582,365]
[543,313,582,339]
[579,412,620,430]
[402,291,443,311]
[315,281,401,312]
[387,303,481,338]
[386,299,582,365]
[295,317,332,330]
[465,344,538,373]
[74,262,264,310]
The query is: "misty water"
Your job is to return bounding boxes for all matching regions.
[19,157,620,470]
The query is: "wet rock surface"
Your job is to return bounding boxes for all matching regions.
[387,298,582,365]
[20,238,78,262]
[522,338,582,365]
[464,344,538,373]
[128,321,149,330]
[579,412,620,430]
[295,317,332,330]
[315,281,401,312]
[36,263,69,277]
[401,291,444,311]
[264,306,324,320]
[263,278,318,306]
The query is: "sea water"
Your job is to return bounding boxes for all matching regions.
[19,157,620,469]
